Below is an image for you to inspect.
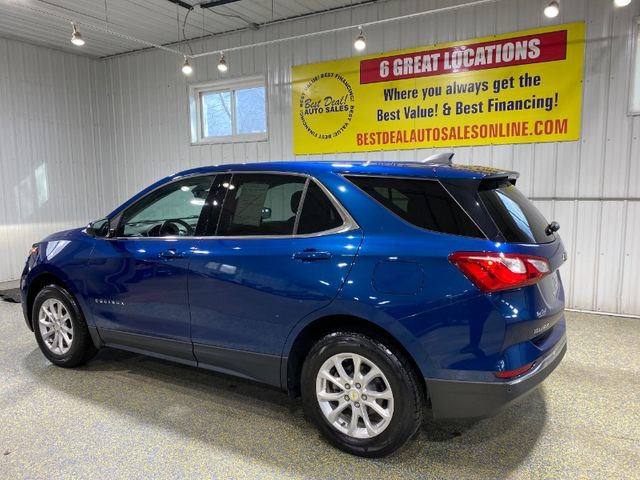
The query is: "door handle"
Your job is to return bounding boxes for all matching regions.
[159,248,185,259]
[292,250,332,261]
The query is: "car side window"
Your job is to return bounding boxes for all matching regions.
[216,174,306,236]
[118,175,215,237]
[346,175,483,238]
[297,181,344,235]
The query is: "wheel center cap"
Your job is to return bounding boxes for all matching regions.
[349,390,359,402]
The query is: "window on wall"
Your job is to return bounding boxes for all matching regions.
[632,17,640,114]
[189,76,267,143]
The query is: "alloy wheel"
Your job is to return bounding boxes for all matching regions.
[316,352,394,439]
[38,298,73,355]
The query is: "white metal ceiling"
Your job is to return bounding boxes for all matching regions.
[0,0,364,58]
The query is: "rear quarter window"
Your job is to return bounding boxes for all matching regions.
[345,175,484,238]
[297,181,343,234]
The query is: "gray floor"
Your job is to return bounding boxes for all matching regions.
[1,301,638,479]
[0,279,19,290]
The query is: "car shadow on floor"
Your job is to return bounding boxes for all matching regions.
[23,346,547,476]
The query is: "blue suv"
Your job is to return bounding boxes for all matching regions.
[21,157,567,457]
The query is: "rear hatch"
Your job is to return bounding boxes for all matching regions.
[442,174,567,363]
[343,166,566,375]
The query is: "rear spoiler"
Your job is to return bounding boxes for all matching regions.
[450,164,520,184]
[479,172,520,188]
[424,153,519,182]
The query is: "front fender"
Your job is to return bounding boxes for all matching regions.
[21,234,96,328]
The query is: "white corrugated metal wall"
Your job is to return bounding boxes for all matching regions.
[0,36,107,282]
[1,0,639,316]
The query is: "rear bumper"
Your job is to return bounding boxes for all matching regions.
[426,334,566,420]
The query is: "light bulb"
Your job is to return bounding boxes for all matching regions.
[354,29,366,51]
[71,24,85,46]
[217,53,228,72]
[613,0,631,7]
[182,57,193,75]
[544,1,560,18]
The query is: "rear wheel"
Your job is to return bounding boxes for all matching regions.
[33,285,97,367]
[301,331,424,457]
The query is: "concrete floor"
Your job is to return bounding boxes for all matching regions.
[1,301,638,479]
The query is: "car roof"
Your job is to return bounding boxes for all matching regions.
[172,160,519,181]
[108,159,519,219]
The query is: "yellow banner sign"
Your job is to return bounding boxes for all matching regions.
[292,22,584,154]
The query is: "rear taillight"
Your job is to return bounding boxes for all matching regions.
[495,362,534,379]
[449,252,550,292]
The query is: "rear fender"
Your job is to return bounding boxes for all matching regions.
[280,294,434,379]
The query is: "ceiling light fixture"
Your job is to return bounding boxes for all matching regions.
[217,52,228,72]
[181,56,193,75]
[544,1,560,18]
[354,27,366,51]
[70,23,85,46]
[613,0,631,7]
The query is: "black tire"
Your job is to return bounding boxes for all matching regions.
[301,331,424,457]
[32,285,98,368]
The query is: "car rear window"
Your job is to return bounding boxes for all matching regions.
[478,179,553,244]
[345,175,484,238]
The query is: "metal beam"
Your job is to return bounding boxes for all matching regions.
[167,0,194,10]
[200,0,241,9]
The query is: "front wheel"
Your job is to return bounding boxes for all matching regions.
[301,332,424,457]
[33,285,97,368]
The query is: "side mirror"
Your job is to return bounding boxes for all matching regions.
[87,218,113,238]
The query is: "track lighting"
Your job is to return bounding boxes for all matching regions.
[544,1,560,18]
[70,23,85,46]
[181,56,193,75]
[613,0,631,6]
[217,53,228,72]
[354,28,366,51]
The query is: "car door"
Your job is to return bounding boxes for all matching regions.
[188,172,363,385]
[87,174,215,363]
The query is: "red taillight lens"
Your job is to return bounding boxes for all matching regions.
[449,252,551,292]
[495,362,534,379]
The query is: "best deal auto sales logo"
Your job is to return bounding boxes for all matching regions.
[299,72,355,139]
